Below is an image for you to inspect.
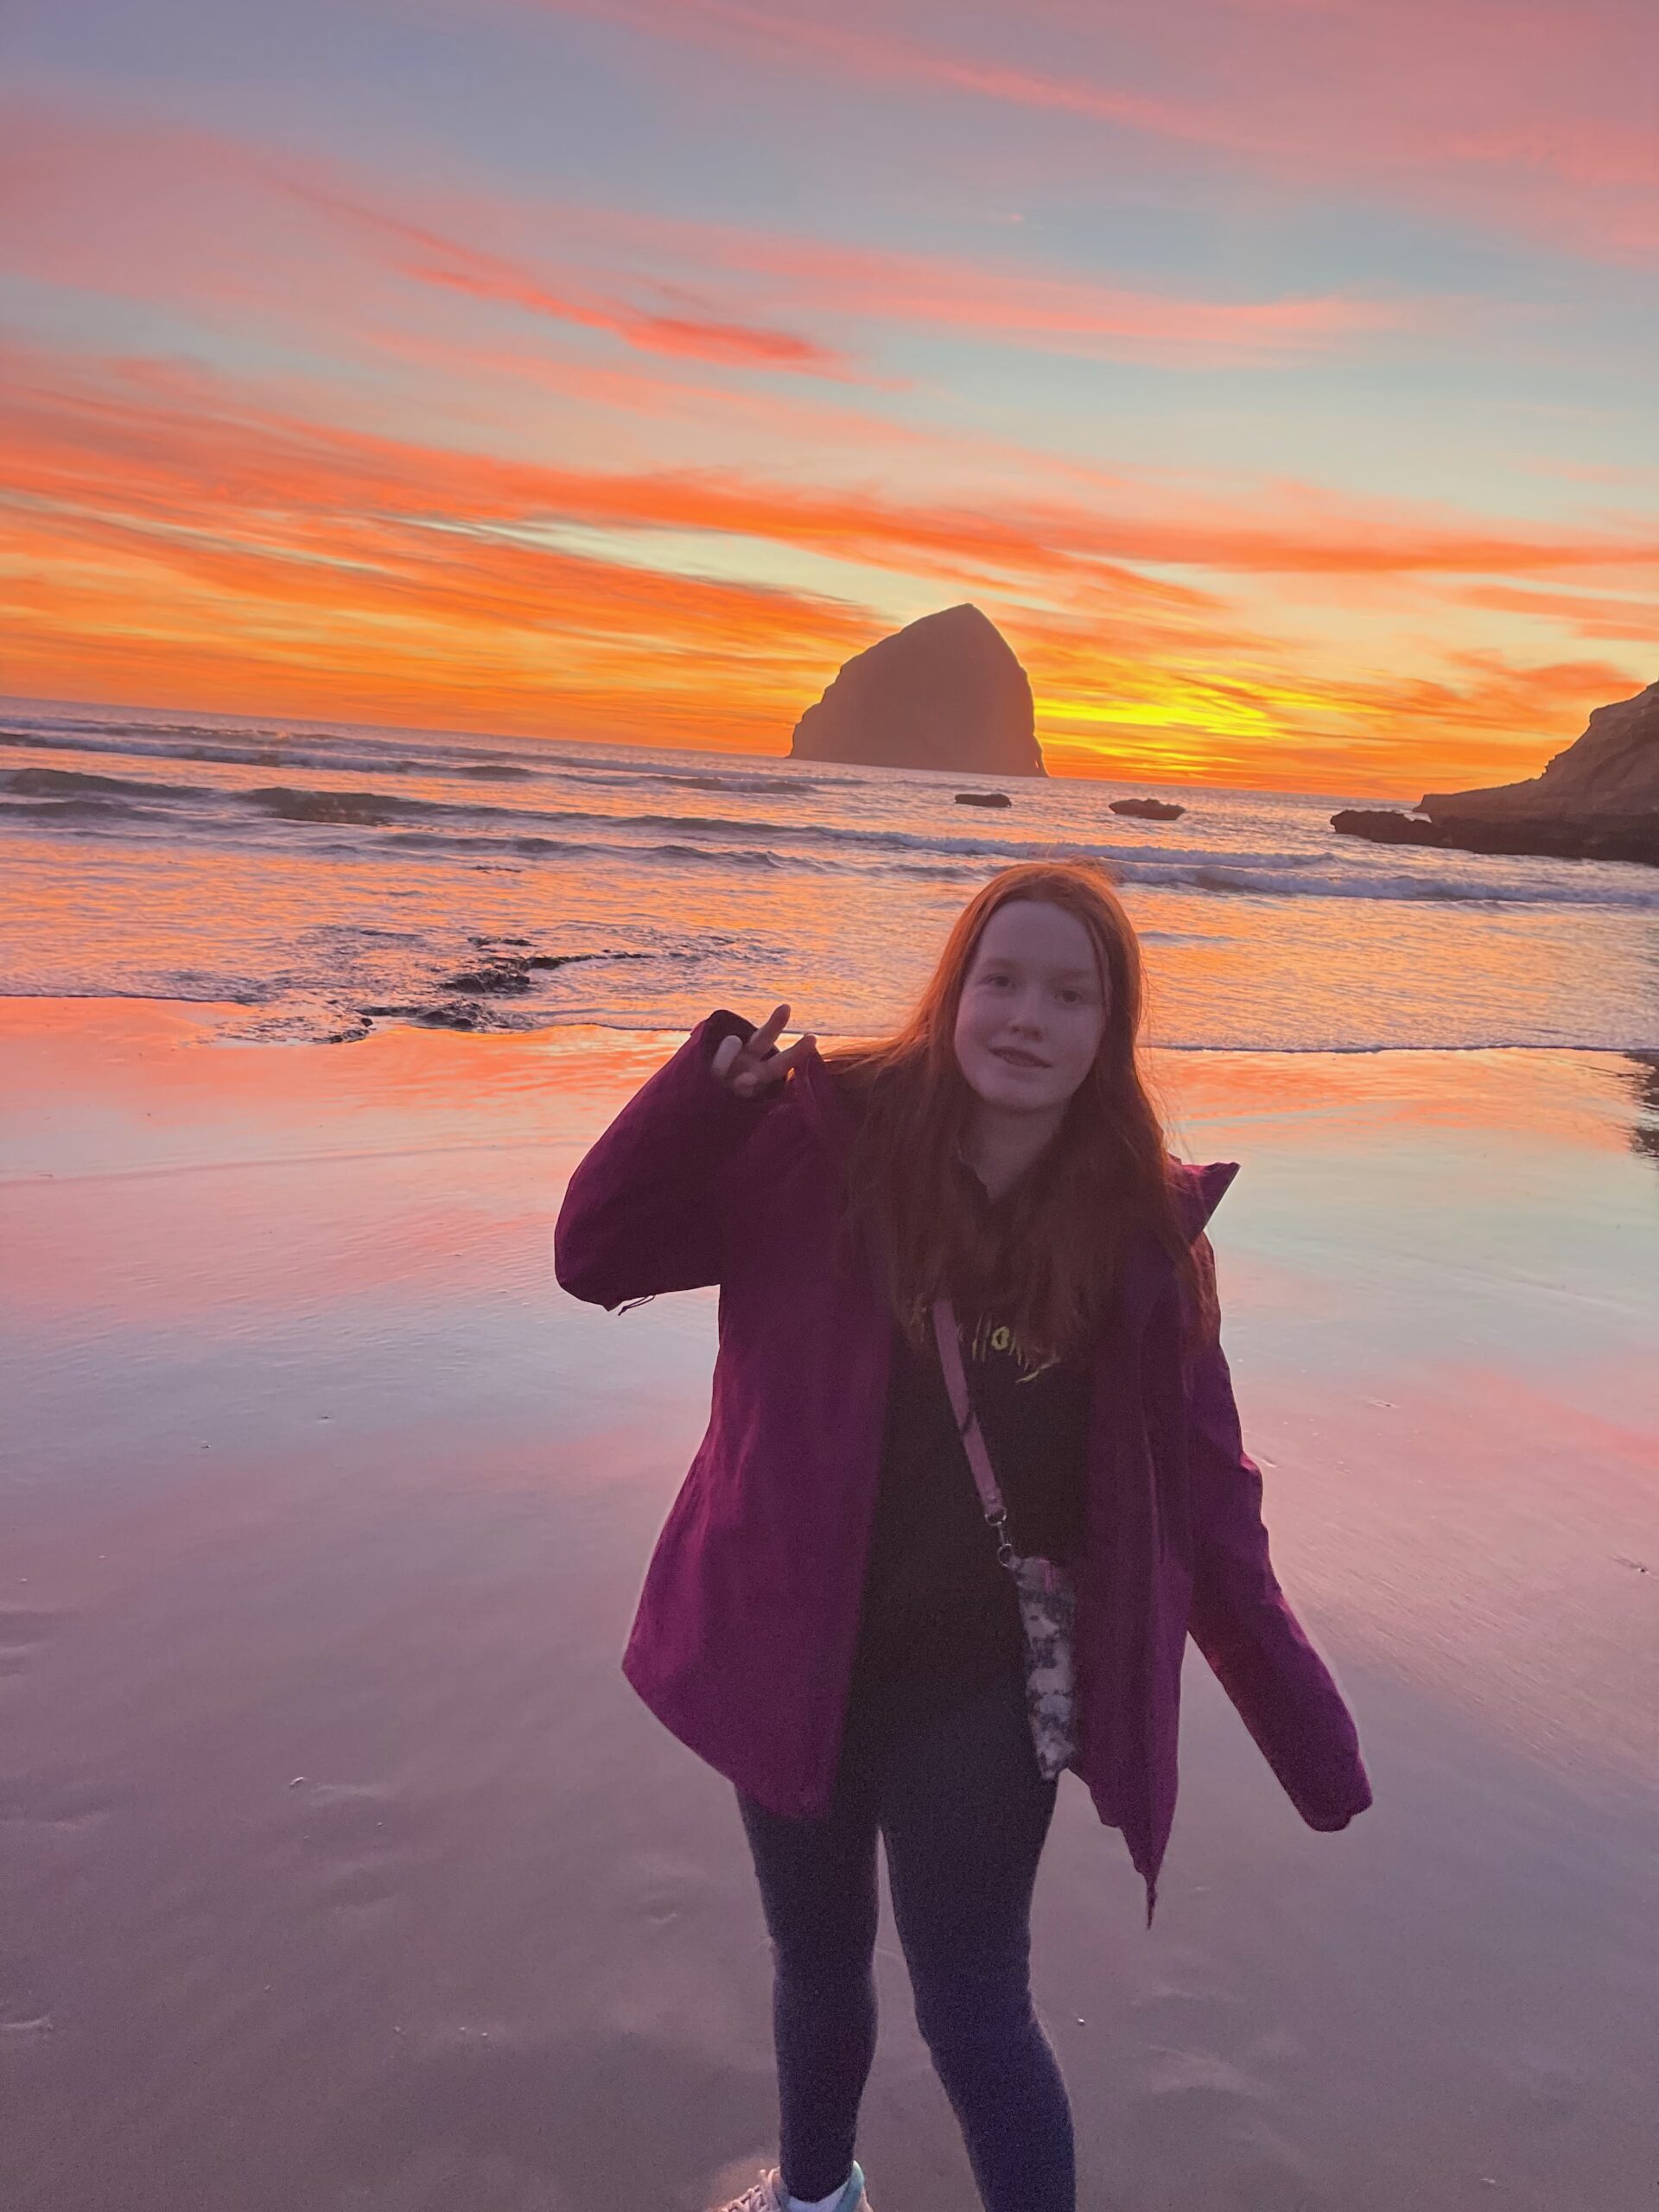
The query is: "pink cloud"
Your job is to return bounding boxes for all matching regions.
[289,188,856,375]
[0,100,1428,381]
[527,0,1659,263]
[575,208,1422,360]
[0,107,857,379]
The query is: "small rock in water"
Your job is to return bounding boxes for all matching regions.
[1109,797,1185,820]
[439,958,531,995]
[955,791,1011,808]
[360,1002,487,1029]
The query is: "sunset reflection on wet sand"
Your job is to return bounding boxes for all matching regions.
[2,1001,1656,2212]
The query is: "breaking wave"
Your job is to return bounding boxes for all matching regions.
[9,762,1655,909]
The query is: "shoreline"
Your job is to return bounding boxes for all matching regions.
[3,997,1656,2210]
[3,985,1657,1052]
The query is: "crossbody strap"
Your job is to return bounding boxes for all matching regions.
[931,1298,1018,1569]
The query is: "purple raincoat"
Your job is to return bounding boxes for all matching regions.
[556,1012,1371,1911]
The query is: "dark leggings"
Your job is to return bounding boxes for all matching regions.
[737,1672,1075,2212]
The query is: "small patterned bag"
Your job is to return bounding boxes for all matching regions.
[931,1299,1079,1782]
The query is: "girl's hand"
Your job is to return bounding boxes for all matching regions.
[710,1003,817,1099]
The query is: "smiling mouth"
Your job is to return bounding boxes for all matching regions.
[992,1047,1049,1069]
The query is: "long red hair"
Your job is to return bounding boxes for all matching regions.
[827,861,1205,1357]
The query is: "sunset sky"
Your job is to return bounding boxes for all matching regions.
[3,0,1657,793]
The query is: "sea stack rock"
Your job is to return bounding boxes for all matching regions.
[1332,677,1659,867]
[791,604,1046,777]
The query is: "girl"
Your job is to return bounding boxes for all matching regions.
[556,861,1370,2212]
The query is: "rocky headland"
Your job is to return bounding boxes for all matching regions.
[790,604,1045,777]
[1332,677,1659,868]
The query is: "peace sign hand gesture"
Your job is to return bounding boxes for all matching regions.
[709,1003,817,1099]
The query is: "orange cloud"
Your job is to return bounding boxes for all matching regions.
[1455,582,1659,644]
[3,343,1651,796]
[10,340,1656,594]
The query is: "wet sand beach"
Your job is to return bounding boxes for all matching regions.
[3,1001,1656,2212]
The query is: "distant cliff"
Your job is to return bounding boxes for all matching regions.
[790,604,1046,777]
[1332,677,1659,868]
[1419,677,1659,822]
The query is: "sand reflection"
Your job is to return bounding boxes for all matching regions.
[2,1000,1656,2212]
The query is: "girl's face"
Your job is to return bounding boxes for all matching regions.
[952,899,1109,1118]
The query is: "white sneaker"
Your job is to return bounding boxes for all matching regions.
[715,2161,870,2212]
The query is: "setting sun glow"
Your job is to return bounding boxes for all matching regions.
[3,0,1656,796]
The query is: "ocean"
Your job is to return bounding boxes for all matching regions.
[3,696,1656,1053]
